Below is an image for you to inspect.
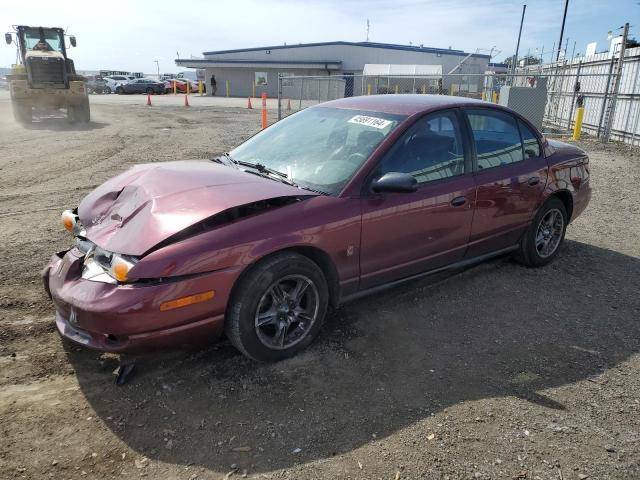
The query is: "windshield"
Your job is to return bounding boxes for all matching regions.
[229,107,405,195]
[21,27,64,52]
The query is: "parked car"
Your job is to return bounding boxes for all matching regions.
[164,78,200,93]
[86,76,110,94]
[164,78,189,93]
[116,78,165,95]
[43,95,590,362]
[103,75,135,93]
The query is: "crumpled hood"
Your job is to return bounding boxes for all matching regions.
[78,161,314,256]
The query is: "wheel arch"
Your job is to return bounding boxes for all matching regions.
[227,246,341,313]
[547,189,574,222]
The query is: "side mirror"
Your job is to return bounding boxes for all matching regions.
[371,172,418,193]
[69,36,76,47]
[5,33,12,45]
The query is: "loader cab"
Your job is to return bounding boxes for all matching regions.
[17,26,67,59]
[14,26,75,89]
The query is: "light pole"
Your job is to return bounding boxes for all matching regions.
[154,60,160,80]
[511,4,527,85]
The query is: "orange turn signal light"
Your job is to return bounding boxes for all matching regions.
[160,290,215,311]
[111,261,131,283]
[62,211,76,232]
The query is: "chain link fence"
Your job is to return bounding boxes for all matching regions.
[278,49,640,145]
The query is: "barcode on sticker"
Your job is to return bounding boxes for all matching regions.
[348,115,392,129]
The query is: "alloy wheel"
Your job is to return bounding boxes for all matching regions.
[535,208,564,258]
[254,274,319,350]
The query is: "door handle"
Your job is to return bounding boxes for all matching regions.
[528,176,540,186]
[450,196,467,207]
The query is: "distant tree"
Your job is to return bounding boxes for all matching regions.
[521,55,541,65]
[626,37,639,49]
[504,54,541,67]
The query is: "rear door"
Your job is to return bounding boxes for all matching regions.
[359,109,476,289]
[463,108,548,257]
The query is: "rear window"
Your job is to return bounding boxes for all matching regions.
[466,109,524,169]
[518,120,541,158]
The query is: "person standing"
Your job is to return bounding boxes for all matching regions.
[210,75,217,96]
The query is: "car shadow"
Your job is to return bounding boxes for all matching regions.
[23,119,108,131]
[66,240,640,473]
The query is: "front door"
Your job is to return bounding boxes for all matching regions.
[359,109,475,289]
[463,108,548,257]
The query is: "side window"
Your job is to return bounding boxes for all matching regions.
[378,111,465,184]
[518,120,541,158]
[466,109,524,169]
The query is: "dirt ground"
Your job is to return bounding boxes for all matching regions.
[0,92,639,480]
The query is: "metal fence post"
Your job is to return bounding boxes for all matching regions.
[277,74,282,121]
[601,22,629,142]
[597,57,617,138]
[299,78,303,111]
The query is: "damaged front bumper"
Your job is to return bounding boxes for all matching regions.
[42,248,241,354]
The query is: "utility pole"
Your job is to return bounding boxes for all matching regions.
[154,60,160,80]
[366,19,370,42]
[557,0,569,61]
[511,4,526,85]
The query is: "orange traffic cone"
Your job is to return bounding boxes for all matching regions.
[146,93,152,106]
[184,94,190,107]
[287,98,291,111]
[247,97,252,109]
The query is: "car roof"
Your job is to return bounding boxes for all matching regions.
[319,94,489,116]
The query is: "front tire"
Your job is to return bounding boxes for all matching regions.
[514,197,567,267]
[116,86,124,94]
[226,252,329,362]
[68,97,90,123]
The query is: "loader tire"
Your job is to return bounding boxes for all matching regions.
[12,101,32,124]
[68,98,90,123]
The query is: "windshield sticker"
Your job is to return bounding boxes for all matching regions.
[348,115,392,129]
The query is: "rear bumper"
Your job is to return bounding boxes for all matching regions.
[43,249,241,354]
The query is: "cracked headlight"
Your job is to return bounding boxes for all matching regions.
[82,244,139,284]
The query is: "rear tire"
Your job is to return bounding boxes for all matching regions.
[514,197,567,267]
[225,252,329,362]
[12,101,32,124]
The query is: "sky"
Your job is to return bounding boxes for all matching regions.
[2,0,638,73]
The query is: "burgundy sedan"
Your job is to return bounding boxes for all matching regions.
[43,95,591,361]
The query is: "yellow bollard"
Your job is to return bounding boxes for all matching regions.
[481,92,486,101]
[198,80,203,96]
[492,91,498,103]
[394,84,399,94]
[173,80,177,95]
[572,106,585,140]
[226,80,230,97]
[367,84,371,95]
